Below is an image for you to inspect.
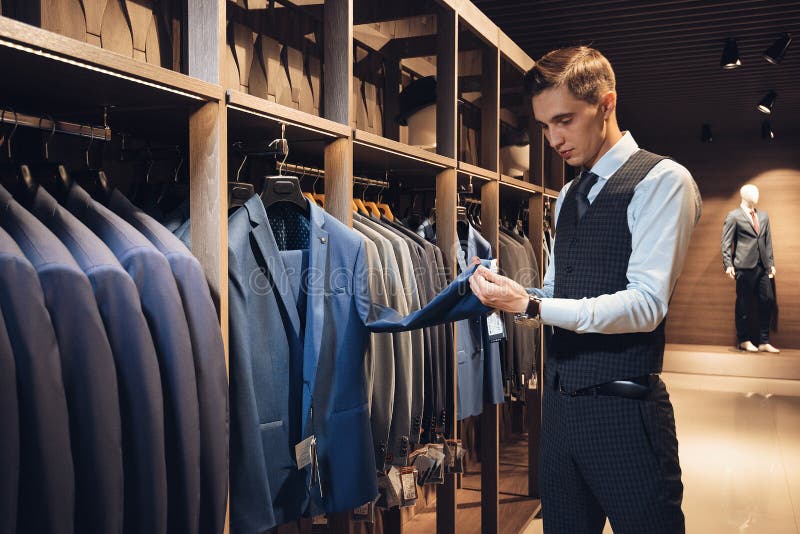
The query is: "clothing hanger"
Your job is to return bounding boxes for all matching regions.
[360,181,381,218]
[259,126,309,216]
[228,151,256,209]
[31,114,74,204]
[297,166,318,206]
[376,172,394,221]
[0,109,39,206]
[73,125,114,204]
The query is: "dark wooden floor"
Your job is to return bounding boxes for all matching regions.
[403,435,540,534]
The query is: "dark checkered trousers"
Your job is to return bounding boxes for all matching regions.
[540,149,685,534]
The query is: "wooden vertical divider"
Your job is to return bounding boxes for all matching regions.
[435,6,458,533]
[479,179,500,534]
[185,2,228,532]
[435,167,458,534]
[526,193,543,500]
[322,0,354,229]
[479,42,500,534]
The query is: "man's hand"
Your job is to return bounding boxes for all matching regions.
[770,266,776,278]
[469,265,530,314]
[725,266,735,280]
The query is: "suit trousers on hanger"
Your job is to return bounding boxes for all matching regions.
[735,263,774,344]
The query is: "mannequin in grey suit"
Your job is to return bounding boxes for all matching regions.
[721,184,778,353]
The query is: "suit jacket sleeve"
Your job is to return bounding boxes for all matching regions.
[764,215,775,268]
[360,261,493,333]
[721,212,736,269]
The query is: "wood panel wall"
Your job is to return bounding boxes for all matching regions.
[641,134,800,349]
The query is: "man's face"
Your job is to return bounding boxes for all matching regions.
[532,84,609,169]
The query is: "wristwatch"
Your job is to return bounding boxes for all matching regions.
[514,294,542,327]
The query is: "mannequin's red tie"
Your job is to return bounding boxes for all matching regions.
[750,209,760,234]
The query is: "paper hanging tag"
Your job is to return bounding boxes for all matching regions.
[486,312,506,342]
[399,466,418,506]
[295,435,315,470]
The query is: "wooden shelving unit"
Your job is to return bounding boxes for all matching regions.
[0,0,558,532]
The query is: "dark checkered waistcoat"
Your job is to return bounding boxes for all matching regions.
[550,149,667,392]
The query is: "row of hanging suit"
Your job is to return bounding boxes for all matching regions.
[171,175,504,534]
[0,165,227,534]
[497,223,541,398]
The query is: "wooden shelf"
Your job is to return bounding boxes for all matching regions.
[543,187,561,198]
[227,90,350,139]
[353,129,455,178]
[458,161,499,181]
[499,30,535,73]
[0,16,222,103]
[500,175,542,194]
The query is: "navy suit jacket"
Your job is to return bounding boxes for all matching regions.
[29,185,168,534]
[65,184,200,534]
[228,196,491,533]
[0,228,20,534]
[0,185,123,534]
[108,189,229,534]
[0,224,73,534]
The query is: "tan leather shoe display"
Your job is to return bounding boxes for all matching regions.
[758,343,780,353]
[739,341,759,352]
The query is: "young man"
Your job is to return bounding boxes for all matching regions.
[469,46,701,533]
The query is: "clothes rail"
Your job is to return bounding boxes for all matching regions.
[0,108,111,141]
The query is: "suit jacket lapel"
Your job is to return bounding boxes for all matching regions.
[244,196,302,339]
[302,202,328,435]
[740,207,758,235]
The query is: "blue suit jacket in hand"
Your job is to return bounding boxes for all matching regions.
[228,196,490,534]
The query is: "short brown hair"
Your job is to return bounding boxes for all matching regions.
[523,46,615,104]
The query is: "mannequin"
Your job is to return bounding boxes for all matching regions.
[721,184,779,353]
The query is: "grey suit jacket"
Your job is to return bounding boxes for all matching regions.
[0,185,123,534]
[358,216,426,444]
[30,186,167,534]
[65,184,200,534]
[353,231,396,470]
[722,208,775,270]
[353,218,414,466]
[0,225,73,534]
[108,189,228,534]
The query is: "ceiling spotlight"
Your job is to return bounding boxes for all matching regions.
[701,124,713,142]
[720,38,742,69]
[757,90,777,114]
[763,33,792,64]
[761,120,775,140]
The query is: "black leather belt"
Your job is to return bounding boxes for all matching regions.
[558,374,657,400]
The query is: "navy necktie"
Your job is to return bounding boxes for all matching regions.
[575,170,599,222]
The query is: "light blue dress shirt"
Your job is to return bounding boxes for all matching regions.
[530,132,702,334]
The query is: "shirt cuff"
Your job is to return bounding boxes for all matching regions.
[539,298,581,331]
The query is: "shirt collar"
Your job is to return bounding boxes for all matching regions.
[587,131,639,181]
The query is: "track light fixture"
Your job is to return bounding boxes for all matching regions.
[757,91,777,114]
[701,124,713,143]
[720,38,742,69]
[763,33,792,64]
[761,120,775,140]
